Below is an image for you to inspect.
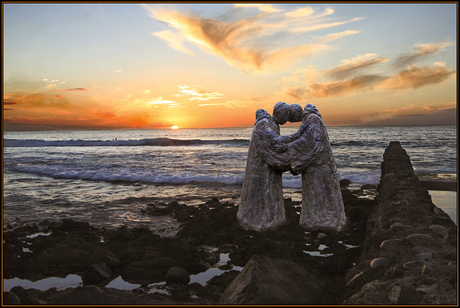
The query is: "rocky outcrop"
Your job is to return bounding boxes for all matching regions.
[343,141,457,305]
[219,254,324,305]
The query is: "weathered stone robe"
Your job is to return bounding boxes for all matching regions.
[237,110,291,231]
[288,112,346,231]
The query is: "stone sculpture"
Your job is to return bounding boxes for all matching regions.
[238,102,345,232]
[287,103,347,231]
[237,103,292,231]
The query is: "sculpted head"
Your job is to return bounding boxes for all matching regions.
[272,102,290,125]
[304,103,321,118]
[288,104,304,122]
[255,109,271,123]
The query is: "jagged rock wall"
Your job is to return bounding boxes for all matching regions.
[343,141,457,305]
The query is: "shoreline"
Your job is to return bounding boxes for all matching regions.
[3,141,457,305]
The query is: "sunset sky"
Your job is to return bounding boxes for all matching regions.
[3,2,457,130]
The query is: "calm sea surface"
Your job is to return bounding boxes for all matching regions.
[3,126,457,230]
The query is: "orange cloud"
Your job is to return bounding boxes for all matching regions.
[281,50,455,99]
[50,88,88,92]
[377,65,455,90]
[324,53,389,80]
[145,5,362,73]
[284,86,309,100]
[287,74,386,99]
[361,103,457,125]
[173,85,225,101]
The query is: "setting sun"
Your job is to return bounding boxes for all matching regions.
[171,125,179,130]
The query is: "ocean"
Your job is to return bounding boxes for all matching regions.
[3,125,457,231]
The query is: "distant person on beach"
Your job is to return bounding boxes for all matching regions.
[237,102,293,231]
[287,103,346,231]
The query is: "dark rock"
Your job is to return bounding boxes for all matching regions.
[219,255,324,305]
[445,250,457,261]
[89,252,121,268]
[3,291,21,305]
[365,229,395,251]
[429,224,447,232]
[166,266,190,284]
[402,260,432,271]
[197,284,222,302]
[420,180,457,191]
[121,257,176,283]
[420,264,432,275]
[447,225,457,235]
[196,269,240,303]
[218,264,233,270]
[396,286,423,305]
[416,277,437,286]
[406,234,436,247]
[116,247,141,264]
[57,219,92,232]
[432,216,456,227]
[379,239,402,251]
[344,142,457,305]
[182,282,203,296]
[82,262,113,285]
[370,257,393,268]
[8,286,50,305]
[390,223,413,232]
[47,285,206,305]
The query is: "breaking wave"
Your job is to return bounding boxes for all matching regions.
[9,164,244,186]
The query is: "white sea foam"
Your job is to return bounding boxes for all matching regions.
[10,164,244,186]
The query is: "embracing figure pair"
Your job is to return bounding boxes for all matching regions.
[237,102,346,232]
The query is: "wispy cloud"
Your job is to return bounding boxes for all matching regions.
[284,6,314,18]
[198,100,250,109]
[362,102,457,124]
[315,30,361,43]
[234,3,281,13]
[394,41,455,68]
[145,4,364,73]
[173,85,225,101]
[3,101,17,111]
[284,86,310,100]
[291,17,365,34]
[324,53,389,80]
[309,75,386,98]
[147,96,181,108]
[281,41,456,100]
[50,88,89,92]
[377,65,455,90]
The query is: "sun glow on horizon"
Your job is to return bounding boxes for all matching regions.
[2,3,457,131]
